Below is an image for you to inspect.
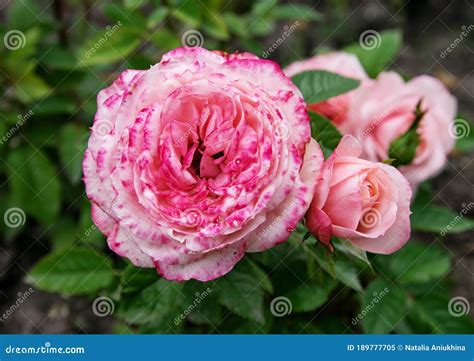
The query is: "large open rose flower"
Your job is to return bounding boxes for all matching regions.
[345,72,457,186]
[284,52,370,129]
[83,47,324,281]
[306,135,412,254]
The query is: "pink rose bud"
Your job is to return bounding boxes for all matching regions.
[345,72,457,187]
[83,47,324,281]
[284,52,370,130]
[306,135,412,254]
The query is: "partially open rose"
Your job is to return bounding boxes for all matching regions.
[83,47,323,281]
[345,72,457,186]
[284,52,370,129]
[306,135,412,254]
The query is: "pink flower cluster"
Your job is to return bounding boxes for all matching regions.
[83,47,456,281]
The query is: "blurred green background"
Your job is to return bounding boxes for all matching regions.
[0,0,473,334]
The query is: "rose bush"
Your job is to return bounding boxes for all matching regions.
[83,47,324,282]
[306,135,412,254]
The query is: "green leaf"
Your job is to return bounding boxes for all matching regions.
[78,26,142,66]
[117,279,183,325]
[170,0,201,27]
[41,46,78,70]
[412,292,474,333]
[7,147,61,225]
[388,100,424,167]
[103,3,147,29]
[344,29,402,78]
[374,241,451,285]
[285,278,336,312]
[59,124,89,184]
[181,281,221,325]
[309,112,342,154]
[292,70,360,103]
[332,237,372,270]
[147,7,169,28]
[303,240,362,292]
[149,29,181,51]
[15,73,51,103]
[244,258,273,294]
[411,204,474,234]
[8,0,41,29]
[272,4,321,21]
[121,264,158,295]
[216,262,266,323]
[360,278,407,333]
[202,9,230,40]
[28,248,115,295]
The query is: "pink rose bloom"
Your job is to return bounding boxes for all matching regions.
[344,72,457,186]
[284,52,370,129]
[306,135,412,254]
[83,47,324,281]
